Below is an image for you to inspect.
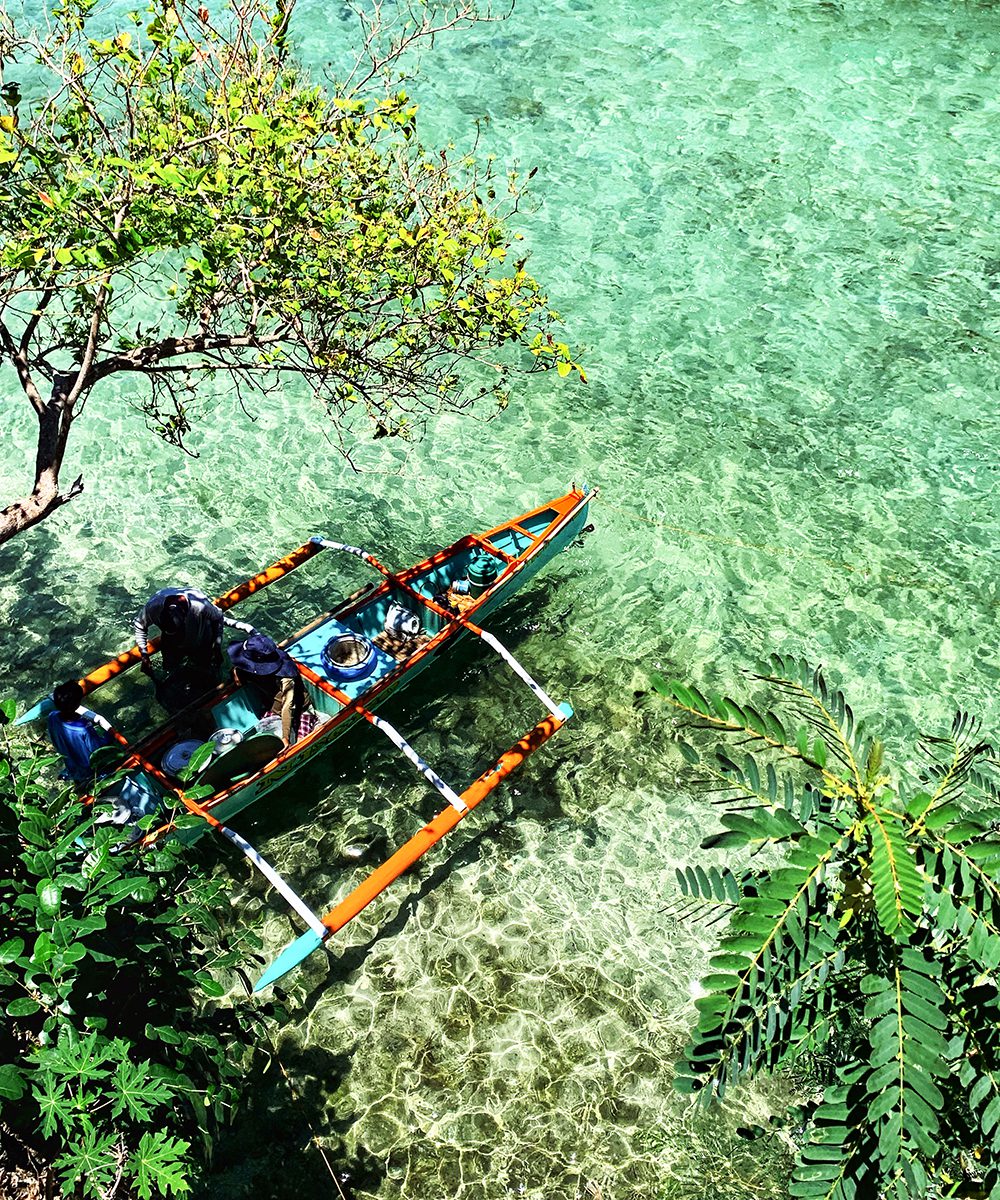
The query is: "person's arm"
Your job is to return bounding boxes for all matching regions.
[133,604,152,658]
[222,612,256,637]
[276,678,295,746]
[134,596,164,673]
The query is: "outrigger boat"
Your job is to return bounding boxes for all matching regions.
[23,486,594,988]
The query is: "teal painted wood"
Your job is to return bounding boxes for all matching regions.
[158,489,591,842]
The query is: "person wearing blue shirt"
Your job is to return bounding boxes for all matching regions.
[46,680,112,787]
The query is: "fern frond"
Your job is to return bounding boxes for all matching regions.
[661,661,1000,1199]
[861,950,950,1177]
[917,710,997,808]
[654,675,831,772]
[865,807,924,935]
[789,1082,869,1199]
[952,975,1000,1184]
[675,825,849,1096]
[675,864,744,906]
[664,865,745,924]
[678,926,845,1096]
[754,655,866,793]
[931,841,1000,964]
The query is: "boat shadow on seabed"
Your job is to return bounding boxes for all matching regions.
[191,1040,382,1198]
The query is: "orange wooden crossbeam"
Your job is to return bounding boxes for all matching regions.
[317,705,568,937]
[76,540,323,698]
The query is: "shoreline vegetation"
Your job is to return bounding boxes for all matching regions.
[0,699,287,1200]
[8,652,1000,1199]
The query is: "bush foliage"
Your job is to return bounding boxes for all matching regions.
[0,0,584,543]
[656,656,1000,1200]
[0,699,280,1198]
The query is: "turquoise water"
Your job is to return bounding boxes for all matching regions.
[3,0,1000,1195]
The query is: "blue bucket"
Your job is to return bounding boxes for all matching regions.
[322,633,377,681]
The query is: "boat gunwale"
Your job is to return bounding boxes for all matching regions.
[126,487,590,836]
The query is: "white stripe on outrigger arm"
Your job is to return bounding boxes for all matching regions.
[218,826,328,938]
[311,536,379,567]
[469,628,562,720]
[364,712,469,814]
[87,726,330,948]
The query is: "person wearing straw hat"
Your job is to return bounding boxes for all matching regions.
[228,634,316,748]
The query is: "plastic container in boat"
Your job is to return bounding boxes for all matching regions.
[255,714,284,739]
[384,603,420,638]
[467,551,501,598]
[322,632,377,681]
[161,738,204,778]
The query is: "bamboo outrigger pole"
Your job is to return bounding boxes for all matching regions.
[254,701,571,991]
[79,540,325,696]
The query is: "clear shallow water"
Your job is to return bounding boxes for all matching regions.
[2,0,1000,1195]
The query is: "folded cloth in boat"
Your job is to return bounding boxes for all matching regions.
[228,633,296,677]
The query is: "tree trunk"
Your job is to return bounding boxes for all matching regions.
[0,374,82,549]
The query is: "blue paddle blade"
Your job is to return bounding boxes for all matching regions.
[14,697,55,725]
[558,702,573,720]
[253,929,326,992]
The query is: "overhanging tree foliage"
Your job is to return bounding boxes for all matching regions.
[0,0,582,544]
[654,656,1000,1200]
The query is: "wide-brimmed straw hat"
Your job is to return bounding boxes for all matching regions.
[227,634,296,677]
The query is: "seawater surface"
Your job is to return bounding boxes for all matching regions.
[2,0,999,1196]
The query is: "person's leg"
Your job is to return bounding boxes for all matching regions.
[159,633,183,675]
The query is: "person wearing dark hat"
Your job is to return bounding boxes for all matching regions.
[134,587,256,681]
[46,680,113,787]
[228,634,316,748]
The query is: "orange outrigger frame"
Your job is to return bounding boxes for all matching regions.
[255,659,570,989]
[254,492,591,987]
[24,487,593,989]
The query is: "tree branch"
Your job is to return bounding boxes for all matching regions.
[0,317,47,416]
[92,327,292,381]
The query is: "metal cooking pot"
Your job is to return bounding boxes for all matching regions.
[209,728,243,757]
[161,738,204,778]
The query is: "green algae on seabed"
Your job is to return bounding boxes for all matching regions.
[1,0,1000,1195]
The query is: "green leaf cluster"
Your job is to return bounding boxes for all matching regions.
[0,0,581,459]
[654,656,1000,1199]
[0,703,285,1196]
